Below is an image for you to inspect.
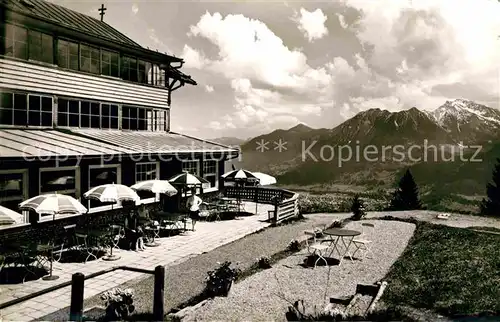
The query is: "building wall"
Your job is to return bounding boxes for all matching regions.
[0,58,170,109]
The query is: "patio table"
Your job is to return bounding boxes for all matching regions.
[323,228,361,265]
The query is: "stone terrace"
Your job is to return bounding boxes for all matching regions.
[0,203,273,321]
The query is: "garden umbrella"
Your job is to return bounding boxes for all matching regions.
[168,171,209,186]
[221,169,259,212]
[19,193,87,215]
[252,172,277,186]
[84,183,140,203]
[221,169,259,182]
[131,179,178,196]
[19,193,87,280]
[0,205,24,225]
[168,171,209,210]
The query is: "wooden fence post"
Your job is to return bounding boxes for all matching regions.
[153,265,165,321]
[69,272,85,322]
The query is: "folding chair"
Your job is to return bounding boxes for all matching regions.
[351,223,374,260]
[304,230,330,268]
[75,233,98,263]
[109,224,125,250]
[53,224,77,262]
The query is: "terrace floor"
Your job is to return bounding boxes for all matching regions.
[0,202,273,321]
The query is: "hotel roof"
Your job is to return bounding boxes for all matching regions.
[2,0,141,48]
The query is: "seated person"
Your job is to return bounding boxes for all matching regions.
[124,207,146,251]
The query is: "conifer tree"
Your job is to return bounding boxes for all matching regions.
[480,158,500,217]
[389,169,422,210]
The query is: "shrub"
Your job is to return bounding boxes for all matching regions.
[205,261,240,297]
[350,195,366,221]
[331,220,343,228]
[287,239,301,252]
[100,288,135,321]
[257,256,272,269]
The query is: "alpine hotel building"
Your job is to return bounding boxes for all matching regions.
[0,0,239,224]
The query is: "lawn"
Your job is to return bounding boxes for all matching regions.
[382,221,500,317]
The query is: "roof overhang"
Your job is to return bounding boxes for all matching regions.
[0,129,239,161]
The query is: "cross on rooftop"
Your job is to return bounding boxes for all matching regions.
[98,4,107,22]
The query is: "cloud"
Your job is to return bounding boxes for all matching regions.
[182,1,500,136]
[339,0,500,110]
[183,11,333,132]
[181,44,208,69]
[204,85,214,93]
[131,4,139,15]
[292,8,329,42]
[336,13,348,29]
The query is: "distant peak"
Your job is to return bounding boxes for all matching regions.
[289,123,312,132]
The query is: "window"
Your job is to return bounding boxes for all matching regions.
[122,106,147,130]
[58,98,118,129]
[149,64,165,86]
[203,160,218,190]
[57,98,80,127]
[101,104,119,129]
[28,30,53,64]
[81,101,100,128]
[80,44,100,74]
[40,167,78,195]
[2,24,28,60]
[138,60,151,84]
[28,95,52,126]
[101,50,119,77]
[136,162,159,201]
[146,110,167,132]
[88,165,121,211]
[182,160,199,175]
[39,167,80,220]
[0,92,51,127]
[57,40,79,71]
[121,56,138,82]
[13,93,27,125]
[136,162,159,182]
[0,92,13,125]
[0,169,28,224]
[156,110,167,131]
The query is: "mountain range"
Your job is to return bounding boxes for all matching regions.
[232,99,500,211]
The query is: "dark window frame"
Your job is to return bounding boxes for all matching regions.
[101,48,120,77]
[28,29,54,64]
[80,42,101,74]
[0,90,53,127]
[57,38,79,71]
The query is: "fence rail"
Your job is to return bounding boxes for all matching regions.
[223,186,299,225]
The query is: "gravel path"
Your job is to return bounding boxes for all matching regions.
[365,210,500,230]
[187,220,416,321]
[39,213,350,321]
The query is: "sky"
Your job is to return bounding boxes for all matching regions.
[50,0,500,139]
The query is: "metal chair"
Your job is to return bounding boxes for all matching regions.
[304,230,330,268]
[351,223,374,260]
[75,233,98,263]
[110,224,125,250]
